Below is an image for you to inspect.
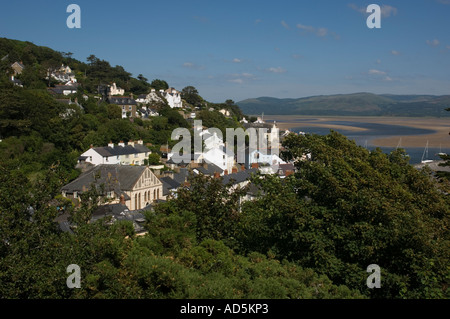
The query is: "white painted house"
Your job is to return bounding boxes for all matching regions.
[162,87,183,108]
[202,146,235,174]
[108,83,125,96]
[79,140,151,166]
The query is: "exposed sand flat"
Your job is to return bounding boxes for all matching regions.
[264,115,450,148]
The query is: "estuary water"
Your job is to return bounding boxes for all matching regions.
[272,119,447,164]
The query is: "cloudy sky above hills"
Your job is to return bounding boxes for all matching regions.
[1,0,449,102]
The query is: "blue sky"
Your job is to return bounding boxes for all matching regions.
[1,0,449,102]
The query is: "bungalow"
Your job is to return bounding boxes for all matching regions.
[79,140,150,166]
[61,164,163,211]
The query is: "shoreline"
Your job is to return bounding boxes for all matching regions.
[263,115,450,148]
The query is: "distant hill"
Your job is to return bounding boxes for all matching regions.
[237,93,450,117]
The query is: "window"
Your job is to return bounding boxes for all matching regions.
[107,191,114,199]
[129,106,132,110]
[73,192,78,199]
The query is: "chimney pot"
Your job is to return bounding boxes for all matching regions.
[120,194,125,205]
[214,172,220,179]
[232,167,238,174]
[224,169,228,175]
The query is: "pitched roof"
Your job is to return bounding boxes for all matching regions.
[194,163,224,175]
[91,144,150,157]
[108,97,137,105]
[222,168,258,185]
[61,165,148,193]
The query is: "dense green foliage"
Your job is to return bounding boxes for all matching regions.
[0,37,448,299]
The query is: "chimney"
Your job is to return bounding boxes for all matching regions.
[251,163,259,169]
[232,167,238,174]
[120,194,125,205]
[224,169,228,175]
[108,141,114,148]
[118,140,125,147]
[214,172,220,179]
[241,164,245,171]
[128,140,135,147]
[130,93,134,99]
[137,139,143,145]
[90,144,93,149]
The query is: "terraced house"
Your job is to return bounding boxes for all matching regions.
[79,140,150,166]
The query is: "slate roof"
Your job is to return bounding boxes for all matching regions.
[108,97,137,105]
[47,85,78,95]
[92,144,150,157]
[61,165,147,194]
[160,176,181,196]
[222,168,258,185]
[194,163,224,175]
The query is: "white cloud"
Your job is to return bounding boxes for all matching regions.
[369,69,387,75]
[384,76,393,81]
[182,62,204,70]
[229,78,244,84]
[297,23,315,33]
[349,3,397,18]
[376,59,382,64]
[267,67,287,73]
[380,5,398,18]
[391,50,400,55]
[296,23,338,39]
[281,20,290,30]
[232,58,242,63]
[426,39,440,47]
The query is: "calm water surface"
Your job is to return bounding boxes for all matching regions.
[268,120,447,164]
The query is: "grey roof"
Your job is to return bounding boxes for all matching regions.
[92,144,150,157]
[160,176,181,196]
[108,97,137,105]
[222,168,258,185]
[61,165,148,193]
[194,163,223,175]
[48,85,78,94]
[173,168,190,185]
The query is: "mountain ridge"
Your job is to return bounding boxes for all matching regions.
[237,93,450,117]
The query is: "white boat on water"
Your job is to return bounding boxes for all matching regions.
[421,141,434,164]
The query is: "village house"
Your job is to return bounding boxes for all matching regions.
[47,84,78,96]
[11,61,25,75]
[163,87,183,108]
[108,82,125,96]
[48,64,77,83]
[78,140,150,166]
[61,164,163,211]
[107,95,138,118]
